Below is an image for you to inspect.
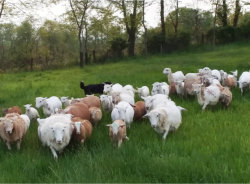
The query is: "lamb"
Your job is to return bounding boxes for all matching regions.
[60,97,83,106]
[64,102,90,120]
[24,104,40,120]
[132,101,146,120]
[111,101,134,128]
[103,83,123,95]
[151,82,169,96]
[238,71,250,94]
[89,107,102,126]
[111,92,135,105]
[142,94,172,112]
[37,114,74,160]
[100,95,113,112]
[106,120,129,148]
[2,106,22,116]
[219,86,232,107]
[162,68,185,94]
[221,72,237,88]
[175,81,185,96]
[136,86,150,99]
[80,81,112,95]
[184,76,202,96]
[80,95,101,108]
[123,85,135,98]
[192,83,221,110]
[71,117,92,144]
[0,113,29,150]
[20,114,30,130]
[143,105,183,140]
[211,69,221,82]
[36,96,62,116]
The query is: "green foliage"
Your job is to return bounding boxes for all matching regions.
[110,37,127,58]
[1,42,250,182]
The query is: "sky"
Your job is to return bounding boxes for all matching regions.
[1,0,250,28]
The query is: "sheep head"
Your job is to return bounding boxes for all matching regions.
[162,68,171,75]
[192,84,202,94]
[0,117,15,134]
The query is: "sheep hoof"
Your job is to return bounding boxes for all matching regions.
[125,136,129,141]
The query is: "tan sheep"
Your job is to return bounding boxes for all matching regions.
[0,113,28,150]
[217,85,232,107]
[71,117,93,144]
[184,77,202,96]
[89,107,102,126]
[132,101,146,120]
[2,106,22,116]
[64,102,90,120]
[80,96,101,108]
[106,120,129,148]
[224,77,237,88]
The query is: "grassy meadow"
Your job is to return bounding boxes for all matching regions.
[1,42,250,182]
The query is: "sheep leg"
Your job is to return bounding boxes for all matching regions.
[125,136,129,141]
[16,140,22,150]
[118,139,123,148]
[50,146,58,160]
[6,142,11,150]
[162,124,170,140]
[202,103,208,111]
[81,139,85,144]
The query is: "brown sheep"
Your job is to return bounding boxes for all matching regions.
[71,117,93,144]
[169,82,177,94]
[0,113,28,150]
[107,120,129,148]
[80,95,101,108]
[2,106,22,116]
[64,102,90,120]
[184,77,202,96]
[218,86,232,107]
[89,107,102,126]
[224,77,237,88]
[132,101,146,120]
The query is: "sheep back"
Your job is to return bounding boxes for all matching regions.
[2,106,22,116]
[72,117,92,142]
[80,96,101,108]
[133,101,146,120]
[65,102,90,120]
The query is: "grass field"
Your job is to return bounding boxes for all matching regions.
[1,42,250,182]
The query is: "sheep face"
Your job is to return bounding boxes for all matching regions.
[0,118,14,134]
[103,84,112,93]
[50,124,67,144]
[24,104,32,110]
[162,68,171,74]
[36,97,46,108]
[111,122,120,135]
[74,122,82,134]
[145,112,159,128]
[60,97,68,103]
[192,84,202,94]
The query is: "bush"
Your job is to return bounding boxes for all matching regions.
[110,37,127,58]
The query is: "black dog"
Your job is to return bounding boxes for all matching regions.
[80,81,112,95]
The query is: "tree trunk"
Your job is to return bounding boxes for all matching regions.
[30,58,33,71]
[222,0,228,27]
[128,30,136,57]
[233,0,241,27]
[213,0,219,46]
[78,31,84,68]
[0,0,5,19]
[174,0,179,34]
[93,50,96,62]
[160,0,166,53]
[142,0,148,55]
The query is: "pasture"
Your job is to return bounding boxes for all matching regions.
[1,42,250,182]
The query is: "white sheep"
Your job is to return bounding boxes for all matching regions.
[112,92,135,105]
[37,114,74,160]
[162,68,185,82]
[238,71,250,94]
[175,80,185,96]
[100,95,113,112]
[211,69,222,82]
[137,86,150,99]
[143,105,183,140]
[111,101,134,128]
[151,82,169,96]
[24,104,40,120]
[36,96,62,117]
[123,85,135,98]
[103,83,123,95]
[192,83,221,110]
[142,94,173,112]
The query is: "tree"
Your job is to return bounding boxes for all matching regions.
[160,0,166,53]
[216,0,228,27]
[68,0,91,67]
[233,0,241,27]
[109,0,142,57]
[168,0,179,34]
[0,0,6,19]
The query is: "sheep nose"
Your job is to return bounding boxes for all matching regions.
[56,140,62,144]
[6,130,11,134]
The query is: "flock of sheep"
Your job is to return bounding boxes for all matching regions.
[1,66,250,160]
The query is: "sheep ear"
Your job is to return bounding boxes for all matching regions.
[106,124,112,127]
[143,114,149,118]
[130,104,136,107]
[141,96,146,100]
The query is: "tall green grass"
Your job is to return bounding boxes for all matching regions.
[1,42,250,182]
